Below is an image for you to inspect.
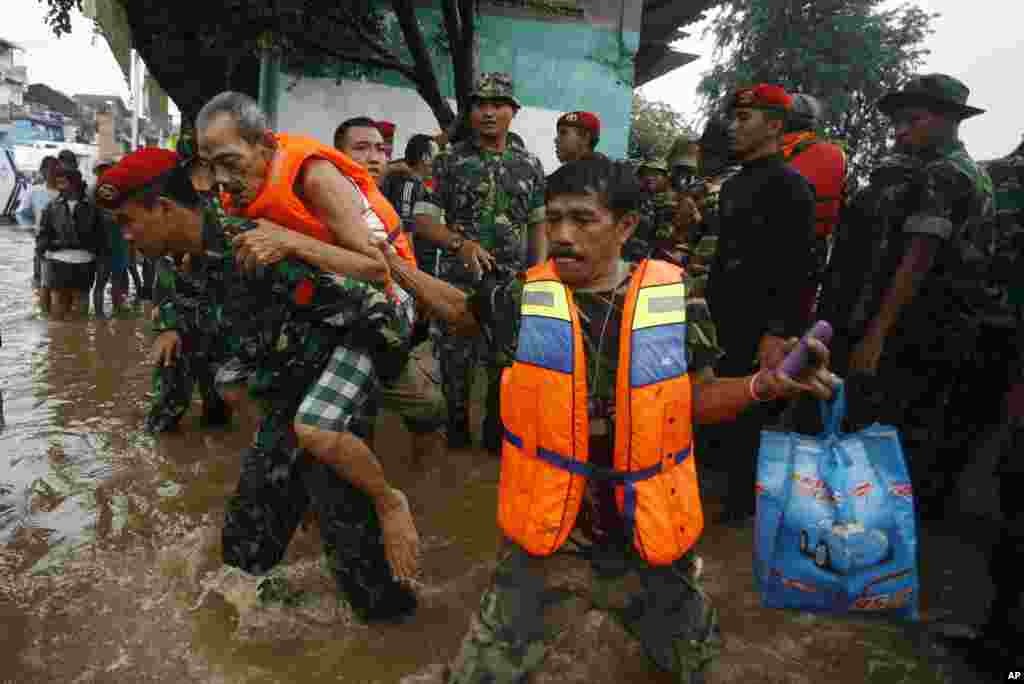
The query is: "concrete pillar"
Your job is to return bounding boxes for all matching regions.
[97,110,117,160]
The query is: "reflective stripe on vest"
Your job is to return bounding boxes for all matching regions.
[498,259,703,565]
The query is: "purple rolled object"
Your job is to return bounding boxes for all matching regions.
[779,320,833,378]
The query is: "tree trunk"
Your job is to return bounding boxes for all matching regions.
[392,0,457,130]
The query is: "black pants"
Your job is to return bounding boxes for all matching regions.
[989,426,1024,637]
[928,324,1018,508]
[713,351,784,519]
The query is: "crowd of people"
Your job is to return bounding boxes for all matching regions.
[15,149,156,318]
[11,67,1024,682]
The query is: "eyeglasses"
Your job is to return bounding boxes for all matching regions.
[190,154,245,181]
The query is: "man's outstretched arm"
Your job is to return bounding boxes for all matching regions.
[382,245,482,336]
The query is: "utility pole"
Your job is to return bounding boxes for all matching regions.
[130,49,143,151]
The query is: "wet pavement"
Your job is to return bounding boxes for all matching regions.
[0,222,1014,683]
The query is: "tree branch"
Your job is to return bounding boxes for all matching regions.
[390,0,456,128]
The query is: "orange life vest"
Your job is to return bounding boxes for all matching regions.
[783,132,847,238]
[226,132,417,267]
[498,258,703,566]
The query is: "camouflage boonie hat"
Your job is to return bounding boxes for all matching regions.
[471,72,521,108]
[877,74,985,120]
[638,159,669,174]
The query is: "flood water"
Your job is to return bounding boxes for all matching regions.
[0,222,1004,683]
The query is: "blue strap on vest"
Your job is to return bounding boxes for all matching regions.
[503,429,691,483]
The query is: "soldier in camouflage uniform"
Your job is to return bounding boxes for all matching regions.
[146,252,232,432]
[414,72,547,450]
[626,159,675,262]
[818,75,995,516]
[144,126,232,433]
[387,158,839,684]
[98,149,419,622]
[930,141,1024,677]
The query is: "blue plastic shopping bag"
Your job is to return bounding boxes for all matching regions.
[754,384,919,621]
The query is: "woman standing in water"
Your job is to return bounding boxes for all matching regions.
[36,168,104,319]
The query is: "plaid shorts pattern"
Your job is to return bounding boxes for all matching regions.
[295,344,377,432]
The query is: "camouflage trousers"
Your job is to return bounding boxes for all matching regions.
[221,398,417,623]
[145,344,228,434]
[434,322,502,441]
[448,538,721,684]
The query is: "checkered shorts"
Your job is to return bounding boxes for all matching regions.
[294,344,378,432]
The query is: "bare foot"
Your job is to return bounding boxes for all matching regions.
[375,488,420,582]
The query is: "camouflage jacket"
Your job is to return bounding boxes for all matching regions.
[980,152,1024,327]
[823,141,994,346]
[627,191,679,262]
[414,137,545,285]
[155,197,410,396]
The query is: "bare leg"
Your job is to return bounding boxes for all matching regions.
[294,423,420,582]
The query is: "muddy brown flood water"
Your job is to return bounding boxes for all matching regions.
[0,223,1006,683]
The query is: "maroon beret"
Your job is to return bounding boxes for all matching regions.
[732,84,793,112]
[95,148,180,207]
[557,111,601,140]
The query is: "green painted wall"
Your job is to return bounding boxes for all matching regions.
[282,7,638,160]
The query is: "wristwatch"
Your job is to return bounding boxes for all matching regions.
[447,234,466,254]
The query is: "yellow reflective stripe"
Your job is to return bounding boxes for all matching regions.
[633,282,687,330]
[522,280,571,320]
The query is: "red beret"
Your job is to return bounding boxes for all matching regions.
[375,120,396,140]
[95,148,180,207]
[732,84,793,112]
[557,111,601,139]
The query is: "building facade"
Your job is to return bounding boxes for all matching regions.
[262,0,708,173]
[0,38,28,135]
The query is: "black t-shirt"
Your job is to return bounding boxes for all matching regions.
[707,153,816,371]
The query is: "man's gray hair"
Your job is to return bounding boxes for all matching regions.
[196,91,269,144]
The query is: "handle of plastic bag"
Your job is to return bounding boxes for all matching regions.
[819,381,847,437]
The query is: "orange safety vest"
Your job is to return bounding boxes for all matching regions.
[498,258,703,566]
[226,132,417,267]
[783,132,847,238]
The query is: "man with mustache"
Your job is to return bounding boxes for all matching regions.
[99,147,420,621]
[414,72,547,452]
[387,157,838,684]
